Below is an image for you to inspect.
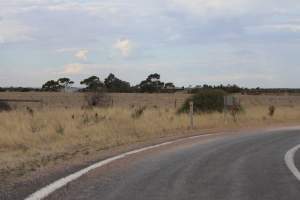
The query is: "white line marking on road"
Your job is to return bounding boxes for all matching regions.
[25,133,220,200]
[285,144,300,181]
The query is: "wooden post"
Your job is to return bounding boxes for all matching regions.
[224,96,227,124]
[189,101,194,129]
[174,99,177,109]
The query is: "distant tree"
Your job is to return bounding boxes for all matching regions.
[190,84,243,94]
[139,73,164,93]
[42,80,61,91]
[203,84,212,89]
[58,78,74,89]
[164,82,175,89]
[104,73,130,92]
[80,76,104,91]
[148,73,160,81]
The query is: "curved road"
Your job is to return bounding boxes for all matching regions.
[46,128,300,200]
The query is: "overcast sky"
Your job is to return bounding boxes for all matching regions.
[1,0,300,88]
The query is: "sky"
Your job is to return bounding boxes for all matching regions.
[1,0,300,88]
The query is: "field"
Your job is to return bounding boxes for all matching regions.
[1,92,300,188]
[1,92,299,110]
[0,92,190,110]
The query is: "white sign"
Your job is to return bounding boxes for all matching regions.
[224,96,240,107]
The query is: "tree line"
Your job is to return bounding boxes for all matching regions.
[1,73,300,94]
[41,73,178,93]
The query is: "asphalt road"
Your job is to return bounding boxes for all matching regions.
[46,129,300,200]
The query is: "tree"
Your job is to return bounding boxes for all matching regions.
[164,82,175,89]
[104,73,130,92]
[148,73,160,81]
[42,80,61,91]
[80,76,104,91]
[139,73,164,93]
[58,78,74,89]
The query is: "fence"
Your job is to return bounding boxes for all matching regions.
[0,99,44,109]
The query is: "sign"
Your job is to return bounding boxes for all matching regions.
[224,96,240,107]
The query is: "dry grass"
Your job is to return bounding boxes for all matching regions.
[3,92,300,110]
[0,92,190,109]
[1,104,300,181]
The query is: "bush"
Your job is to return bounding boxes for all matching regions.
[230,104,244,122]
[26,106,34,116]
[178,89,226,113]
[85,92,111,108]
[0,101,12,112]
[132,106,147,119]
[268,105,276,117]
[55,123,65,135]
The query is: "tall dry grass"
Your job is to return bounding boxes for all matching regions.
[1,105,300,178]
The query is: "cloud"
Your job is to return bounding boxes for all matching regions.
[0,19,33,43]
[60,63,103,75]
[2,0,300,88]
[56,48,89,60]
[204,73,274,82]
[61,63,85,75]
[75,49,89,60]
[56,48,80,53]
[167,0,251,18]
[246,24,300,33]
[114,38,133,57]
[167,34,182,42]
[166,0,300,21]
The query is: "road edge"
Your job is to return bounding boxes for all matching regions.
[26,125,300,200]
[25,133,222,200]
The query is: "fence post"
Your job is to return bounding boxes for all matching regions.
[189,101,194,129]
[224,96,227,124]
[174,99,177,109]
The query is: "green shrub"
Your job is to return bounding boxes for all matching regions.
[178,89,226,114]
[55,123,65,135]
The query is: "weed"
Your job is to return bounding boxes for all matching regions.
[55,123,65,135]
[26,106,34,117]
[169,116,174,122]
[30,119,45,133]
[0,101,11,112]
[230,105,244,122]
[81,113,90,125]
[268,105,276,117]
[131,106,147,119]
[30,123,40,133]
[94,113,99,123]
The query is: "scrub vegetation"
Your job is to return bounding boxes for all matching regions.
[1,93,300,184]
